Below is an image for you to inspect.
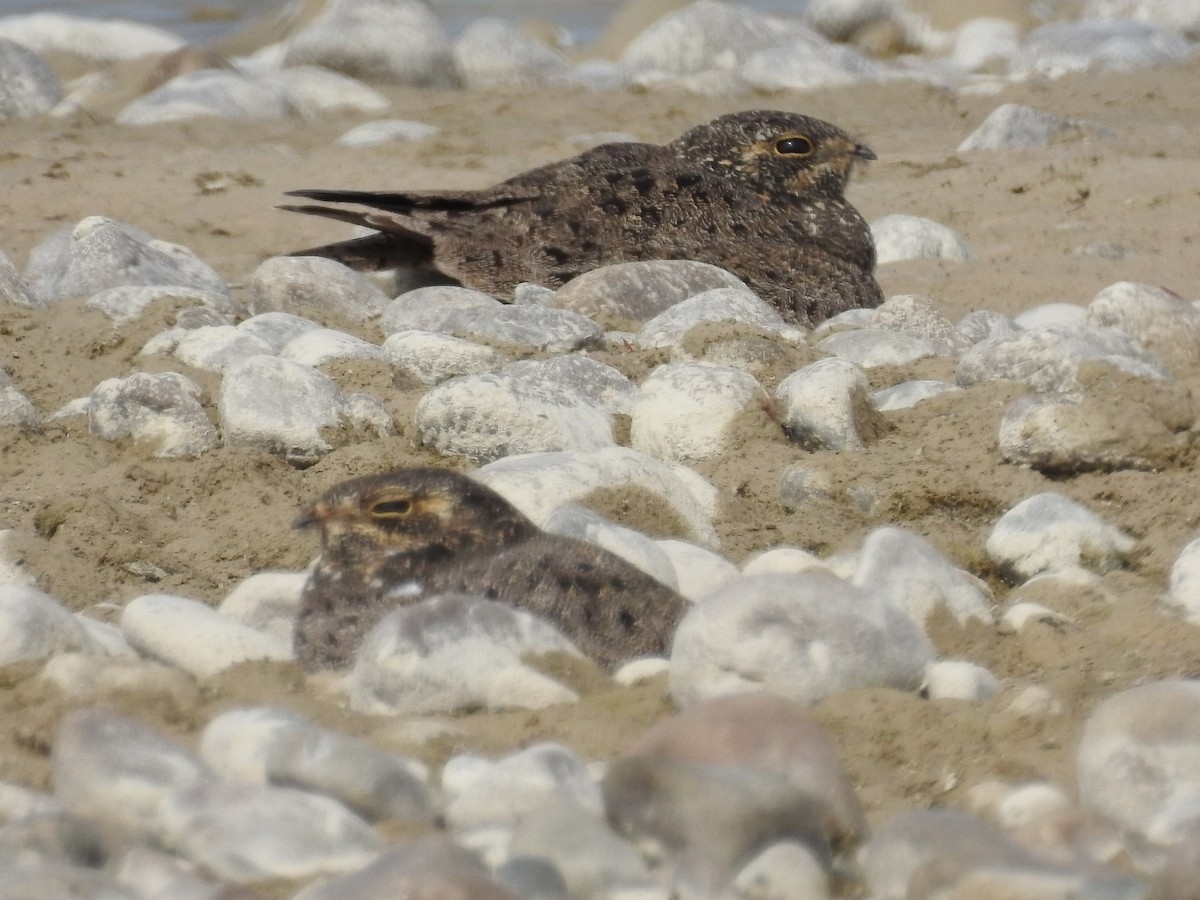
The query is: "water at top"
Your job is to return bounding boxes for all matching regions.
[0,1,809,47]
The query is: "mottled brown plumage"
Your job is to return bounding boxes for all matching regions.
[282,110,882,327]
[293,467,688,672]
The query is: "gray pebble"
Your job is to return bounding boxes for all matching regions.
[218,355,375,463]
[509,797,652,898]
[1087,280,1200,375]
[443,743,602,830]
[816,328,942,368]
[250,256,390,326]
[630,362,767,462]
[958,102,1112,151]
[476,446,719,549]
[454,18,571,88]
[669,571,934,708]
[237,311,322,352]
[874,379,961,411]
[173,325,274,372]
[282,0,460,87]
[1010,18,1191,80]
[280,328,383,366]
[25,217,225,303]
[852,526,994,627]
[350,595,581,716]
[415,370,614,462]
[957,309,1016,344]
[52,708,212,837]
[120,593,293,677]
[0,249,43,308]
[549,260,750,324]
[88,371,217,458]
[0,584,97,666]
[986,492,1136,579]
[382,330,510,385]
[956,326,1168,393]
[775,358,883,451]
[505,355,636,417]
[156,781,382,883]
[0,370,38,427]
[85,285,232,325]
[337,118,439,148]
[0,37,62,120]
[455,304,605,354]
[873,293,971,354]
[636,287,787,350]
[1077,680,1200,838]
[117,69,292,125]
[871,214,974,264]
[381,285,502,333]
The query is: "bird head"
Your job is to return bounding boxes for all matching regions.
[294,468,538,560]
[671,110,875,199]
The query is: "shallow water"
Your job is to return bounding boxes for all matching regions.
[2,0,809,47]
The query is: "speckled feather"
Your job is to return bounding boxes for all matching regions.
[282,110,883,327]
[293,468,688,672]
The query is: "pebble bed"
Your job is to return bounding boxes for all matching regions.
[2,0,1200,898]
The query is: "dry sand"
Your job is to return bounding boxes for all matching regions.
[2,59,1200,846]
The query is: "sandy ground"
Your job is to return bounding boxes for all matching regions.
[3,52,1200,867]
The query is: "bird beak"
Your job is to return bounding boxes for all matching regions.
[853,142,876,161]
[293,503,327,530]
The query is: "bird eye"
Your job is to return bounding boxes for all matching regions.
[370,498,413,518]
[775,136,814,156]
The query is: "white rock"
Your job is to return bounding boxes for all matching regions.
[415,371,614,462]
[816,328,942,368]
[853,526,993,627]
[872,214,973,264]
[1167,536,1200,623]
[85,285,231,325]
[637,288,788,350]
[1014,303,1090,331]
[874,380,961,411]
[337,118,439,147]
[476,447,719,548]
[382,330,509,385]
[630,362,766,462]
[173,325,274,372]
[237,313,320,353]
[958,309,1016,344]
[250,255,390,325]
[218,355,362,463]
[922,660,1001,702]
[987,493,1136,580]
[0,370,38,427]
[349,595,582,716]
[380,286,502,333]
[217,571,307,646]
[550,260,750,324]
[120,593,294,677]
[656,539,739,602]
[25,217,225,303]
[614,657,671,686]
[282,0,459,87]
[0,249,42,308]
[732,840,830,900]
[117,69,292,125]
[265,64,389,115]
[156,781,382,883]
[503,355,636,418]
[454,18,571,88]
[775,358,882,451]
[0,530,36,586]
[669,572,934,707]
[280,328,382,366]
[1010,19,1192,80]
[0,12,183,60]
[958,103,1112,151]
[1083,0,1200,36]
[872,293,970,354]
[1087,281,1200,374]
[741,40,888,91]
[742,547,831,577]
[996,782,1072,829]
[952,17,1021,72]
[956,326,1168,393]
[443,743,603,830]
[52,708,212,835]
[0,38,62,120]
[999,602,1073,633]
[1077,680,1200,837]
[0,584,97,666]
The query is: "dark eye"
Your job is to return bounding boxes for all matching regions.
[370,498,413,518]
[775,136,813,156]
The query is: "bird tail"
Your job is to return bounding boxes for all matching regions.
[279,202,435,270]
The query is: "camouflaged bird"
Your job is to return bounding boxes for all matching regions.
[293,467,688,672]
[282,110,882,328]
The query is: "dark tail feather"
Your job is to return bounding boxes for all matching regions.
[284,187,535,214]
[287,233,428,271]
